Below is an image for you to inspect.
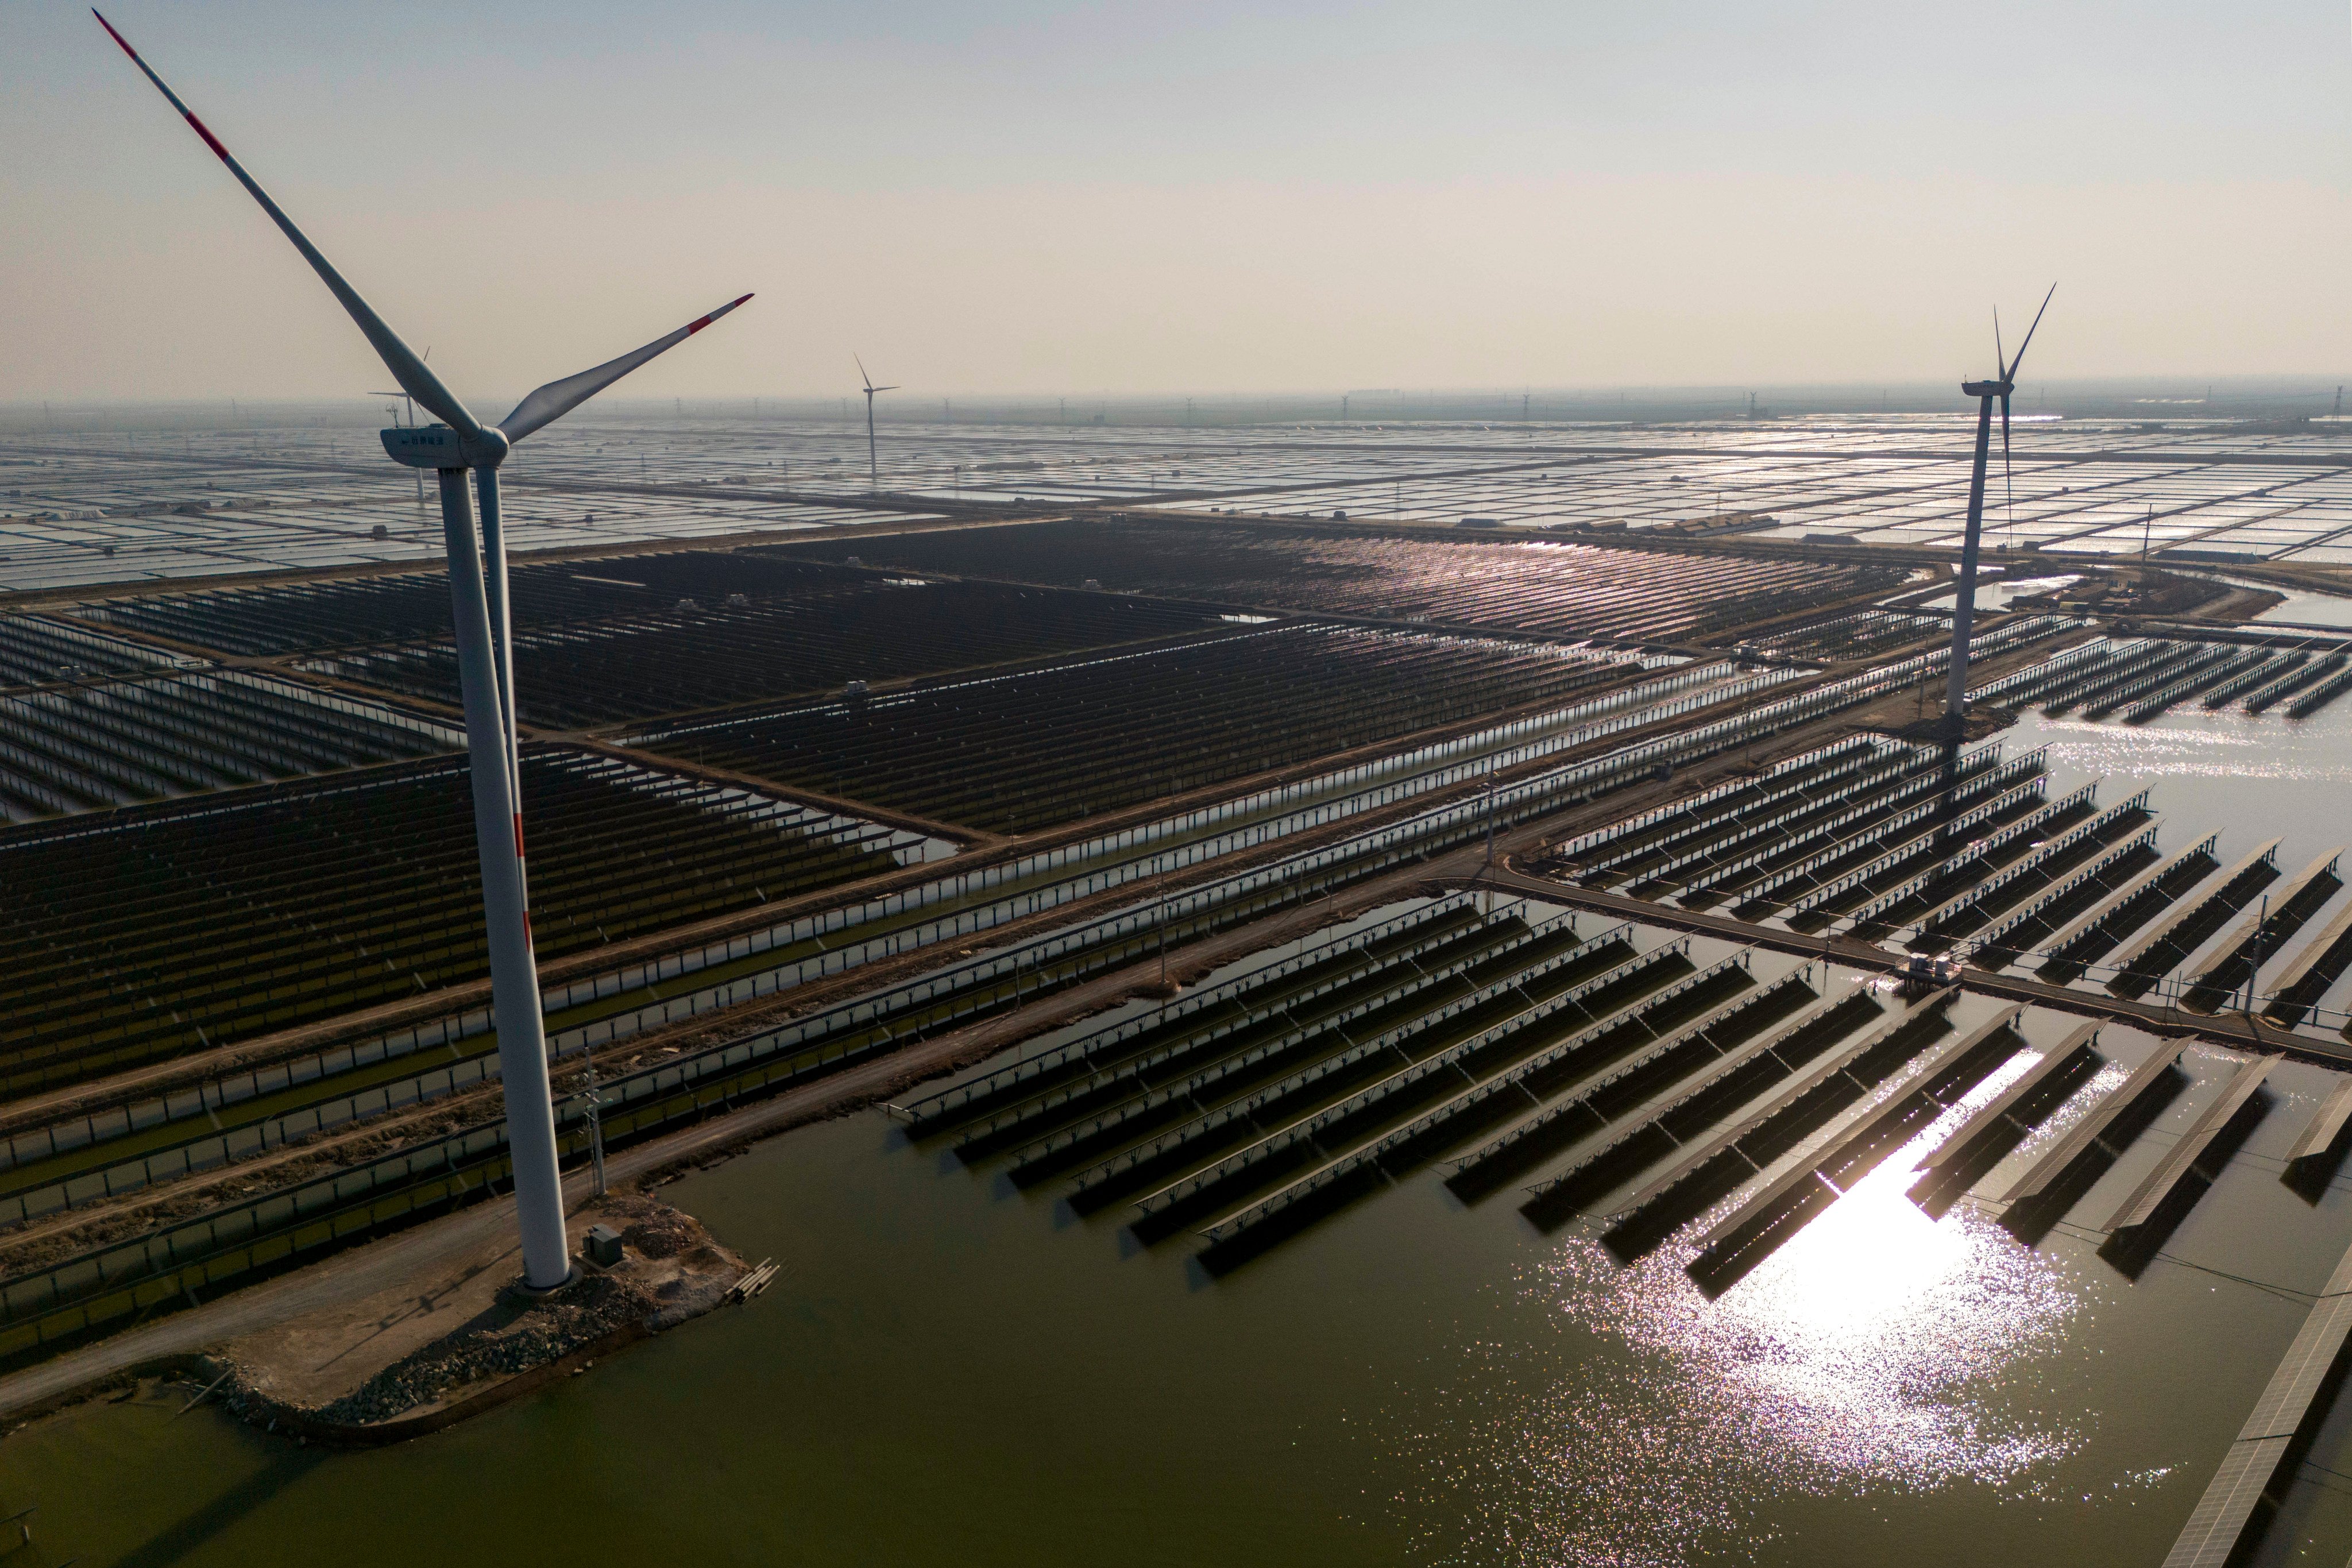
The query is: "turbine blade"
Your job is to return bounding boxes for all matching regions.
[499,294,754,442]
[2006,283,2058,384]
[92,10,480,438]
[1993,307,2005,383]
[874,385,900,393]
[855,353,874,392]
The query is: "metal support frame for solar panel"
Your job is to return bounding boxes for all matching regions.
[1965,822,2165,965]
[1911,1021,2106,1180]
[2100,1052,2274,1235]
[1996,1044,2185,1207]
[1440,964,1821,1199]
[2265,894,2352,1026]
[1519,988,1878,1217]
[891,895,1483,1134]
[988,906,1595,1176]
[2037,833,2221,968]
[1184,944,1740,1248]
[1602,987,1959,1226]
[1761,773,2048,918]
[1672,748,2023,901]
[1899,782,2119,939]
[2287,1078,2352,1167]
[2104,840,2282,981]
[1687,1005,2025,1271]
[1116,929,1679,1225]
[2179,849,2345,1011]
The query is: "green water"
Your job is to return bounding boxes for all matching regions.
[16,694,2352,1566]
[10,1015,2352,1568]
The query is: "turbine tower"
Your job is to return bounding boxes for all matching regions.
[96,10,752,1291]
[856,355,898,490]
[1944,284,2055,737]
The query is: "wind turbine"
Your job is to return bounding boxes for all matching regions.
[855,355,897,490]
[1943,284,2055,737]
[372,374,426,502]
[96,10,752,1291]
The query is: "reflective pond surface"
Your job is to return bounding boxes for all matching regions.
[12,696,2352,1567]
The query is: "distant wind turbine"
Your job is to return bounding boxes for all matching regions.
[371,368,427,501]
[856,355,898,490]
[1944,283,2056,735]
[96,9,752,1291]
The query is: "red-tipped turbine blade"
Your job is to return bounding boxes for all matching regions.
[499,295,755,442]
[91,10,480,439]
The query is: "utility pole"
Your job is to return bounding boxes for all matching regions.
[2245,891,2269,1022]
[584,1049,607,1198]
[1485,770,1499,871]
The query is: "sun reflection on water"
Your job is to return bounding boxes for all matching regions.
[2025,707,2352,789]
[1384,1056,2098,1567]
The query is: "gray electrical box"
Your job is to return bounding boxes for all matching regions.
[584,1225,624,1268]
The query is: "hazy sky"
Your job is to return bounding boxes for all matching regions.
[6,2,2350,407]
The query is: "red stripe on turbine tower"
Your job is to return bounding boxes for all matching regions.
[513,813,526,859]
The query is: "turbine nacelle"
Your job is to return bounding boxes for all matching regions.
[381,424,510,470]
[1960,379,2013,398]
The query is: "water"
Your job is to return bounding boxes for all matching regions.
[2187,571,2352,631]
[17,694,2352,1566]
[13,1008,2352,1567]
[2008,692,2352,1021]
[1908,573,2084,614]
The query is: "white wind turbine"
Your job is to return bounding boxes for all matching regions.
[1943,285,2055,735]
[96,10,753,1289]
[855,355,898,489]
